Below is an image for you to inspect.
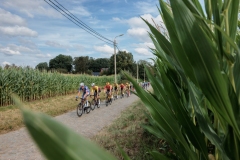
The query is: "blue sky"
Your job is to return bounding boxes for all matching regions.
[0,0,204,68]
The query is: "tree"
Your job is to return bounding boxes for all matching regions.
[88,58,110,72]
[73,56,90,74]
[49,54,73,72]
[35,62,48,71]
[108,51,134,75]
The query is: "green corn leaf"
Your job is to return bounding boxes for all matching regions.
[189,83,230,160]
[160,68,208,160]
[12,95,117,160]
[151,151,172,160]
[169,0,240,138]
[159,0,198,85]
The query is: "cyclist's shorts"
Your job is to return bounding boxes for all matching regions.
[94,91,98,97]
[106,89,110,92]
[82,93,89,99]
[114,87,118,90]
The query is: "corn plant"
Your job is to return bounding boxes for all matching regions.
[125,0,240,159]
[0,68,117,106]
[10,0,240,160]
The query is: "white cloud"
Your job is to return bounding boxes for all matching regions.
[134,48,152,56]
[0,47,21,56]
[0,8,26,26]
[71,6,91,17]
[45,41,70,49]
[134,1,158,15]
[0,26,38,37]
[2,61,11,66]
[127,28,151,42]
[2,0,61,18]
[94,44,114,54]
[0,44,42,56]
[36,54,51,58]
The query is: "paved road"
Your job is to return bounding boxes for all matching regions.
[0,94,139,160]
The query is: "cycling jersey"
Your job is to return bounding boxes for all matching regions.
[79,86,90,98]
[120,84,124,89]
[114,84,118,90]
[91,86,99,93]
[105,84,111,91]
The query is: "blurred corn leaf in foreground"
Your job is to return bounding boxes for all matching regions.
[11,0,240,159]
[12,95,118,160]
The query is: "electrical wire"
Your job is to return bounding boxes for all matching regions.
[44,0,114,45]
[52,0,113,43]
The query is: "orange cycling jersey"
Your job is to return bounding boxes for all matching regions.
[105,84,111,90]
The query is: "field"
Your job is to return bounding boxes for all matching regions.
[0,67,119,106]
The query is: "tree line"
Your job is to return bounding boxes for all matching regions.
[35,51,153,80]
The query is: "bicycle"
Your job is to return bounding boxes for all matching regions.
[90,94,100,109]
[76,97,91,117]
[120,89,124,99]
[105,91,112,106]
[125,89,130,98]
[113,90,118,100]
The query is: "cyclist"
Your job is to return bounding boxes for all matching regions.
[125,82,130,97]
[120,83,125,97]
[90,83,100,105]
[104,82,112,99]
[77,82,90,107]
[113,82,119,98]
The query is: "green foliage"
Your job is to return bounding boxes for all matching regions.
[124,0,240,159]
[88,58,110,72]
[35,62,48,71]
[9,1,240,160]
[108,51,134,75]
[0,67,115,106]
[49,54,73,72]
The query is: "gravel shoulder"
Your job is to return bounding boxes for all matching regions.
[0,94,139,160]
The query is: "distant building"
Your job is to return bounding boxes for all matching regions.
[92,72,100,76]
[101,68,109,72]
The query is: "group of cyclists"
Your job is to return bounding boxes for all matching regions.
[76,81,134,108]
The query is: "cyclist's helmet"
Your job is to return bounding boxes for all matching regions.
[91,83,95,87]
[126,82,128,85]
[106,82,110,85]
[80,82,84,87]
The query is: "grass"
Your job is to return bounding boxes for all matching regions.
[0,90,107,135]
[91,100,161,160]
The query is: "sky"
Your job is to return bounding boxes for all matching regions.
[0,0,165,68]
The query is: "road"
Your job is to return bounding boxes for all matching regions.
[0,94,139,160]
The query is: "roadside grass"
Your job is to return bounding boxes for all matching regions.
[0,91,107,135]
[92,100,161,160]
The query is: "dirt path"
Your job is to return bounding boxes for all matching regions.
[0,94,139,160]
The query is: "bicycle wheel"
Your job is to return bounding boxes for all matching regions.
[105,98,108,106]
[91,99,95,110]
[109,98,112,105]
[77,103,83,117]
[96,99,100,108]
[85,101,91,114]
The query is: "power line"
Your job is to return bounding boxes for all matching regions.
[44,0,114,45]
[51,0,113,43]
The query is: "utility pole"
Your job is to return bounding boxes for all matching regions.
[137,62,138,83]
[114,34,124,83]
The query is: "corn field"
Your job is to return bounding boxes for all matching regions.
[0,67,117,107]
